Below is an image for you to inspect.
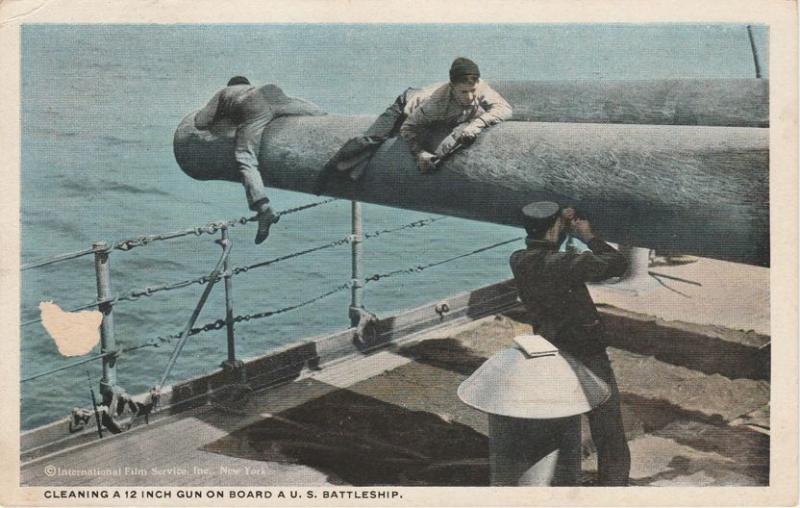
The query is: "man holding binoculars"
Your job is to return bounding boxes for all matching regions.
[509,202,631,486]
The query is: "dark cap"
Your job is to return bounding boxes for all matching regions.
[521,201,561,233]
[449,57,481,82]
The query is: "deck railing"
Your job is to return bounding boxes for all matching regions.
[21,199,521,433]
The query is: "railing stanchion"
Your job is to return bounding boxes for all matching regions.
[93,241,117,400]
[222,227,236,363]
[349,200,363,326]
[219,228,245,383]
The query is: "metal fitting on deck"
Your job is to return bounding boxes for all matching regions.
[458,335,610,486]
[350,307,379,347]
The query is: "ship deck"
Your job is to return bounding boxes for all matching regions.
[20,256,770,487]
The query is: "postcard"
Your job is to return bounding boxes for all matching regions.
[0,0,796,506]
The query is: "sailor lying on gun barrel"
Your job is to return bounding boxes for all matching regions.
[195,76,326,244]
[316,57,512,193]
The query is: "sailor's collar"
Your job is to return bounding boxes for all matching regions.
[525,237,558,251]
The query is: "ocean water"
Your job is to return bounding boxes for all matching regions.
[20,24,768,429]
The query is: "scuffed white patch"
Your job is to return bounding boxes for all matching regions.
[39,301,102,356]
[0,0,54,27]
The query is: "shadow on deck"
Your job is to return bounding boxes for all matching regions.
[21,310,769,487]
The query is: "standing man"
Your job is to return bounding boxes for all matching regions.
[316,57,511,193]
[195,76,326,244]
[509,201,631,486]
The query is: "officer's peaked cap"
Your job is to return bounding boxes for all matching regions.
[522,201,560,222]
[522,201,561,230]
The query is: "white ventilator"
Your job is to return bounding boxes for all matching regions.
[458,335,610,485]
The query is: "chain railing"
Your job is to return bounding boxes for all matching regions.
[20,200,522,437]
[24,232,518,382]
[21,216,449,328]
[20,198,337,271]
[365,237,523,283]
[21,198,339,391]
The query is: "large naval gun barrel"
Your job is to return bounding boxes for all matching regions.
[492,78,768,127]
[174,79,769,267]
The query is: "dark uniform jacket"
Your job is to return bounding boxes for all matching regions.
[509,237,627,358]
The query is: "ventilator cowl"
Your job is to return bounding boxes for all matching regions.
[457,336,611,419]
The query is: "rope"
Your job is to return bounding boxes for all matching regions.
[20,199,337,270]
[23,244,235,385]
[647,271,702,286]
[112,284,520,388]
[649,273,692,299]
[21,288,507,387]
[365,237,523,283]
[21,276,513,385]
[137,282,352,351]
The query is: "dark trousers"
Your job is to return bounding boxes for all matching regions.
[314,88,417,194]
[577,349,631,486]
[361,87,417,139]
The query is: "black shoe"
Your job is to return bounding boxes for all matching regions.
[255,207,278,244]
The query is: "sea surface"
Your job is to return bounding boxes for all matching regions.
[20,24,768,429]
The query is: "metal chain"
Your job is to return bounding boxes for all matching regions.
[111,198,337,252]
[20,234,518,382]
[21,274,217,328]
[21,237,347,328]
[110,282,352,356]
[232,237,352,275]
[231,215,445,276]
[20,213,458,382]
[231,282,352,323]
[363,216,447,240]
[365,236,523,283]
[20,198,338,268]
[21,215,444,327]
[273,198,339,217]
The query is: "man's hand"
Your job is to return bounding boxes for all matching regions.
[456,121,482,143]
[417,152,438,174]
[570,218,595,243]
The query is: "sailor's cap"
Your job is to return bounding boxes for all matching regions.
[521,201,561,231]
[521,201,561,221]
